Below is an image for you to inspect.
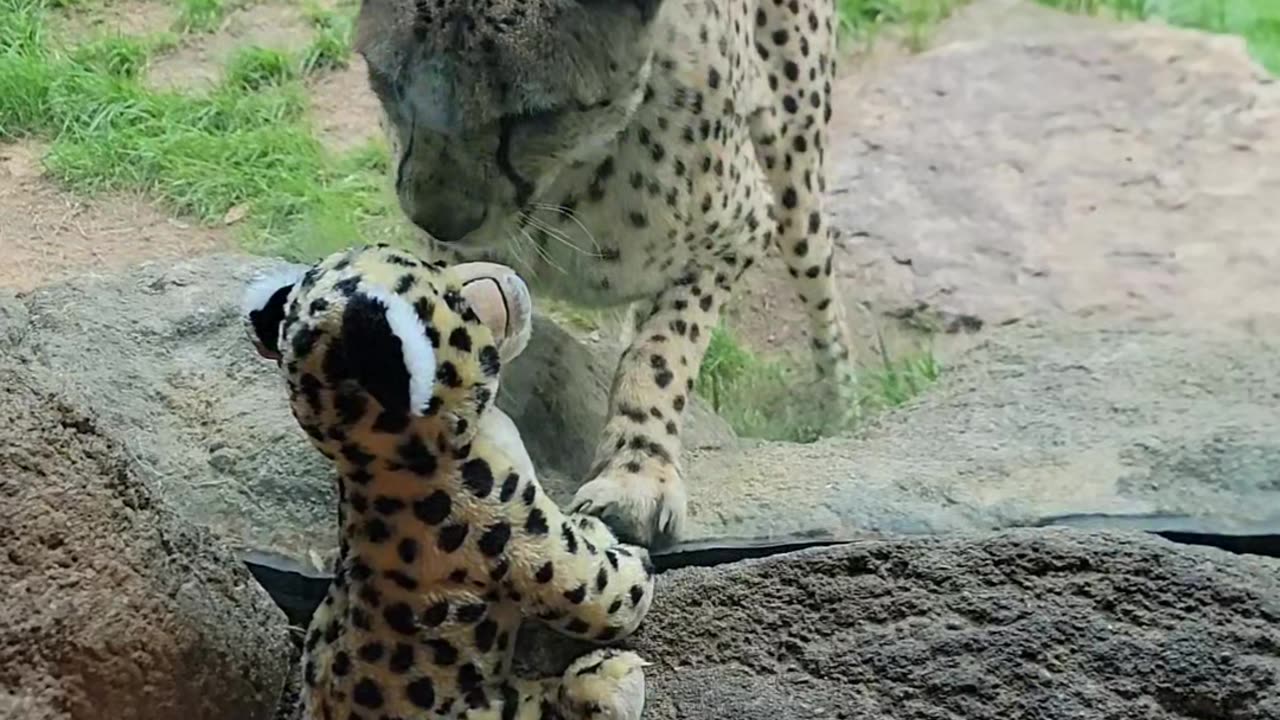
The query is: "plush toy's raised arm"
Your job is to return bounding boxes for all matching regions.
[455,262,656,640]
[504,482,656,643]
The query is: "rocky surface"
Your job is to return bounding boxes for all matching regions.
[0,254,734,569]
[518,529,1280,719]
[681,320,1280,540]
[735,17,1280,359]
[833,21,1280,335]
[0,363,291,720]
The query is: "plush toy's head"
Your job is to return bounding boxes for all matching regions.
[242,245,532,462]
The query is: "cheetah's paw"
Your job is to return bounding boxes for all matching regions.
[570,466,687,550]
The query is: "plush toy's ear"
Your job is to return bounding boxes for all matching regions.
[347,287,438,417]
[243,267,306,361]
[454,262,533,364]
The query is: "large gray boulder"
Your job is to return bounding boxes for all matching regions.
[5,253,1278,564]
[520,529,1280,719]
[0,254,734,568]
[0,364,291,720]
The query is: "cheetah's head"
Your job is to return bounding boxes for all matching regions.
[355,0,665,245]
[242,246,532,462]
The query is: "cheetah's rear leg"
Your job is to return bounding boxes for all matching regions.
[462,650,649,720]
[750,1,858,425]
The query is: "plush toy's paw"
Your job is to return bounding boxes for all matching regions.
[560,650,650,720]
[570,465,687,550]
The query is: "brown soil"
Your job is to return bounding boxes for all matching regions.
[306,55,383,154]
[50,0,177,45]
[0,142,231,293]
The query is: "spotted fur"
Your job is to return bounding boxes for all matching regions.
[356,0,856,548]
[245,245,655,720]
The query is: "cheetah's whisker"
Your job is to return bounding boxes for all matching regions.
[514,227,568,275]
[529,203,604,254]
[520,210,602,259]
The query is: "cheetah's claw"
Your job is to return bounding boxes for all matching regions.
[570,471,687,550]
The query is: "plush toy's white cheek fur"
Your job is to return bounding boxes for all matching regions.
[242,265,308,358]
[360,286,437,416]
[242,265,307,317]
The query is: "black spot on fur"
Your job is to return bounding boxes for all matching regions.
[499,472,520,501]
[406,678,435,709]
[357,642,384,663]
[422,601,449,627]
[389,643,415,673]
[396,434,437,475]
[561,524,579,554]
[425,639,458,665]
[382,603,416,635]
[448,326,473,352]
[456,603,487,623]
[438,523,469,552]
[478,523,511,556]
[479,345,501,376]
[535,562,554,583]
[525,508,549,535]
[413,491,452,525]
[461,458,494,497]
[353,678,383,709]
[563,584,587,604]
[475,620,498,652]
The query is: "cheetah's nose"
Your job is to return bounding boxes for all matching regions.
[411,205,487,244]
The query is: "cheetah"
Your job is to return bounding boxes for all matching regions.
[244,245,656,719]
[355,0,855,548]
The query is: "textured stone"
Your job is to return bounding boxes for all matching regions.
[0,364,291,720]
[681,322,1280,540]
[519,530,1280,719]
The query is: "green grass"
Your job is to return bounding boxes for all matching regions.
[175,0,228,33]
[1037,0,1280,73]
[0,0,404,260]
[225,46,296,90]
[300,2,354,73]
[696,326,940,442]
[837,0,967,51]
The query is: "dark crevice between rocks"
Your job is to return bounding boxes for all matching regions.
[243,520,1279,629]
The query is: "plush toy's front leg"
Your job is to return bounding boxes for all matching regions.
[477,406,537,483]
[445,649,648,720]
[497,447,656,644]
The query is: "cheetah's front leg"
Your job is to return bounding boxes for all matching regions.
[570,266,730,547]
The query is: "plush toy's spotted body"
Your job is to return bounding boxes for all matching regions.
[356,0,855,548]
[245,246,654,720]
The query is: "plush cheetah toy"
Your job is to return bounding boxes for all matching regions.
[244,245,655,720]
